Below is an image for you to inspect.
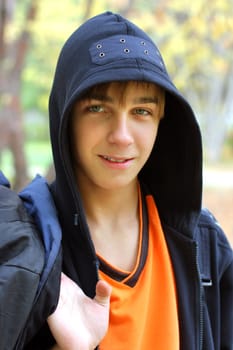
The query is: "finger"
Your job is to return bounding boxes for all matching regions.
[94,280,111,306]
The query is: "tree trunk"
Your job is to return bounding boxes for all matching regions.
[0,0,39,189]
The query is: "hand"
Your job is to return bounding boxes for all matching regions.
[47,273,111,350]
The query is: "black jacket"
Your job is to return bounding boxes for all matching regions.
[1,175,230,349]
[0,172,62,350]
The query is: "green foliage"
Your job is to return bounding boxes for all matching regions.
[24,110,50,141]
[226,129,233,152]
[25,141,52,176]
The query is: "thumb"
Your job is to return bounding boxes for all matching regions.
[94,280,111,306]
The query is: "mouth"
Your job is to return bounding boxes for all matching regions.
[100,155,133,163]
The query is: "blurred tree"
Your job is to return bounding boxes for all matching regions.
[0,0,39,189]
[149,0,233,161]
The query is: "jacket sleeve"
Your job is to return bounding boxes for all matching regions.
[0,185,45,350]
[198,209,233,349]
[17,175,62,349]
[220,258,233,349]
[216,217,233,349]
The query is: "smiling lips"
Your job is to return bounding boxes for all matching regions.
[100,155,133,164]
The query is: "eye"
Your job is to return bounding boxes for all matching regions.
[134,108,151,116]
[88,105,104,113]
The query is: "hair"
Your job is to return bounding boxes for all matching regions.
[78,81,165,119]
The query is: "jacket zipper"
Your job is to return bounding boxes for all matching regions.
[194,241,204,350]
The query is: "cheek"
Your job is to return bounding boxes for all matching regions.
[140,123,159,153]
[70,124,85,163]
[71,123,101,162]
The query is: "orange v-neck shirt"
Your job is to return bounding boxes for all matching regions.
[98,193,180,349]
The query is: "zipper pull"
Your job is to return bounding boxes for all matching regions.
[74,213,79,226]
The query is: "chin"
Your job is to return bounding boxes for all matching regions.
[99,178,137,191]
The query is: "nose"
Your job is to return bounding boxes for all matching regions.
[107,112,134,146]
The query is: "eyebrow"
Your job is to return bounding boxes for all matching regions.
[85,94,113,102]
[84,94,159,104]
[133,97,159,104]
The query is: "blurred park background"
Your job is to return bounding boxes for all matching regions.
[0,0,232,243]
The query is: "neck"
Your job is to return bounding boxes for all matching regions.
[76,177,140,271]
[80,180,139,225]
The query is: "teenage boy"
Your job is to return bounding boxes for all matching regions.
[25,11,232,350]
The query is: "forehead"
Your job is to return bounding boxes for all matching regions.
[81,81,163,101]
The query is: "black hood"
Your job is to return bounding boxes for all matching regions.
[49,12,202,294]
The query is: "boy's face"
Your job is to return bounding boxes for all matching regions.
[71,81,163,192]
